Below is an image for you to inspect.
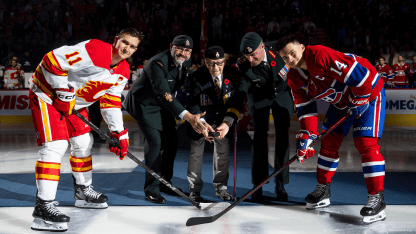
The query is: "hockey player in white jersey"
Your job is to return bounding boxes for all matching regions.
[29,28,143,232]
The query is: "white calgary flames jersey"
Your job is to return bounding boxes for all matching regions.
[30,39,130,132]
[4,66,25,88]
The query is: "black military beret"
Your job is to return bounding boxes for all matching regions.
[204,46,224,59]
[172,35,193,49]
[240,32,262,54]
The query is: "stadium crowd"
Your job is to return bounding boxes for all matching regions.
[0,0,415,89]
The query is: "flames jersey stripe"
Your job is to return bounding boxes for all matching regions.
[41,52,68,76]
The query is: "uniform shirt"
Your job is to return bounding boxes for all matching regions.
[391,63,410,85]
[29,39,130,132]
[375,64,393,83]
[287,45,383,134]
[4,66,25,89]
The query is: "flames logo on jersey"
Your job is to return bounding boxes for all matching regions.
[76,80,114,102]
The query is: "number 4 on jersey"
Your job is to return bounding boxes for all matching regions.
[330,60,347,76]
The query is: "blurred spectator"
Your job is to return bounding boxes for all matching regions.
[4,59,25,89]
[391,55,411,88]
[280,15,291,32]
[400,44,415,67]
[268,25,280,41]
[21,50,35,72]
[293,0,302,14]
[304,16,316,35]
[159,4,169,21]
[267,16,279,36]
[410,56,416,88]
[379,0,390,17]
[376,56,394,88]
[386,46,400,67]
[212,11,222,39]
[171,15,183,36]
[255,15,267,38]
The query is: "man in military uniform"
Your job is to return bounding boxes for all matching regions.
[125,35,207,204]
[186,46,246,202]
[238,32,294,202]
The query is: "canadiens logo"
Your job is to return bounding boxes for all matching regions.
[76,80,114,102]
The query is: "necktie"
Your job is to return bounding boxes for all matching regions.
[214,77,222,102]
[177,65,183,83]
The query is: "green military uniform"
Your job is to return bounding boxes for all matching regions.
[124,36,193,196]
[238,33,294,193]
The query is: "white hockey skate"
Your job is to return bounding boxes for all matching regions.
[305,183,331,210]
[361,191,386,224]
[74,184,108,209]
[31,198,70,232]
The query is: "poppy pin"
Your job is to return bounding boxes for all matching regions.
[224,79,229,85]
[271,61,276,67]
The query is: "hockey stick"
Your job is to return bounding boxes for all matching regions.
[73,109,210,210]
[186,113,351,226]
[233,123,237,199]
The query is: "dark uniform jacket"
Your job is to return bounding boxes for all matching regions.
[186,64,246,140]
[124,49,192,131]
[238,41,292,112]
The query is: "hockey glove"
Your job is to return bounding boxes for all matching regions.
[296,130,318,163]
[109,128,129,160]
[53,87,76,116]
[347,92,370,119]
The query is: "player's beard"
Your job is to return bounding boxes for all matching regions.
[171,49,187,65]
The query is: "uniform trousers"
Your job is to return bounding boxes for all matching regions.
[251,100,292,188]
[137,116,178,195]
[187,136,230,193]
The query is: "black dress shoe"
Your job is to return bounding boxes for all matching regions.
[216,189,234,201]
[160,184,183,196]
[145,192,166,204]
[251,187,263,202]
[274,186,289,202]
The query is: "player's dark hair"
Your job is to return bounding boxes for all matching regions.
[275,34,300,52]
[119,28,144,41]
[378,56,385,61]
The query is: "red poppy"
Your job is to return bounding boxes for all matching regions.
[271,61,276,67]
[224,79,229,85]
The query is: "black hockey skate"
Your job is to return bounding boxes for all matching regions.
[31,197,70,232]
[74,183,108,209]
[305,183,331,210]
[361,191,386,224]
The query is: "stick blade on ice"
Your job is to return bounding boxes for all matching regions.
[186,216,214,226]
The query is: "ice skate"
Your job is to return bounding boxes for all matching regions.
[74,183,108,209]
[31,197,70,232]
[361,191,386,224]
[305,183,331,210]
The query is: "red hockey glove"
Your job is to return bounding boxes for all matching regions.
[53,87,76,116]
[347,92,370,119]
[296,130,318,163]
[109,128,129,160]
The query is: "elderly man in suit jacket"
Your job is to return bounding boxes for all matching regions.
[238,32,294,202]
[125,35,207,204]
[186,46,246,202]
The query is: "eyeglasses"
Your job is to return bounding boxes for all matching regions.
[175,46,192,54]
[206,60,225,67]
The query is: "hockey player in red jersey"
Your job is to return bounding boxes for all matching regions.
[276,35,386,224]
[391,55,411,88]
[4,59,25,89]
[375,56,394,88]
[29,28,143,232]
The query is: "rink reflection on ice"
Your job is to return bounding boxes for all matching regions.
[1,122,416,233]
[2,205,416,234]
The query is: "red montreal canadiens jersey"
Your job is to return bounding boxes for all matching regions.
[375,64,393,83]
[391,63,410,85]
[29,39,130,132]
[287,45,383,132]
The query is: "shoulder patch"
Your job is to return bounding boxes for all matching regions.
[85,39,112,69]
[268,50,276,59]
